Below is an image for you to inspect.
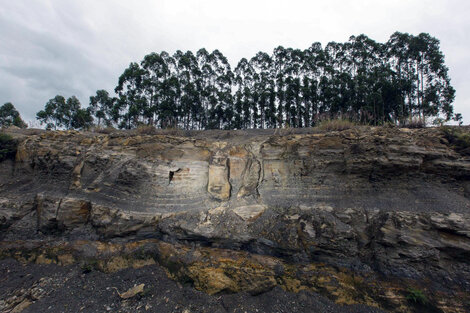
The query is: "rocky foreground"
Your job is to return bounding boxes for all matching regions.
[0,126,469,313]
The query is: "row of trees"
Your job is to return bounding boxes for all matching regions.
[34,32,459,130]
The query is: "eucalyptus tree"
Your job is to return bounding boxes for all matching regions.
[235,58,255,128]
[386,32,455,124]
[196,48,216,128]
[141,52,171,126]
[348,35,382,74]
[71,107,93,130]
[283,48,304,127]
[408,33,455,123]
[209,50,233,129]
[386,32,414,123]
[0,103,27,128]
[344,35,387,123]
[158,75,180,128]
[322,42,344,117]
[454,113,463,126]
[324,42,356,119]
[37,95,92,130]
[89,90,115,127]
[107,32,456,130]
[302,42,324,125]
[271,46,289,127]
[250,51,275,128]
[59,96,81,129]
[115,62,147,128]
[174,50,202,129]
[36,95,66,129]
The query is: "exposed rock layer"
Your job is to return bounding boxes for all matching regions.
[1,127,470,312]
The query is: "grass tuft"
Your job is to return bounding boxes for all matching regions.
[90,126,117,134]
[405,287,427,305]
[441,126,470,155]
[136,125,158,135]
[316,119,356,131]
[402,118,425,129]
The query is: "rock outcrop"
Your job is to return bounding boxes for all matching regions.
[1,127,470,312]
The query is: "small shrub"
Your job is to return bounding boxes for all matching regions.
[316,119,356,131]
[441,126,470,154]
[406,287,427,305]
[0,133,17,162]
[81,259,98,274]
[159,127,187,137]
[274,127,294,136]
[383,122,398,129]
[136,124,157,135]
[402,118,425,129]
[453,113,464,126]
[90,126,117,134]
[432,117,446,127]
[21,128,44,136]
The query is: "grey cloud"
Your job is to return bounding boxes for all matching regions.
[0,6,115,121]
[1,0,469,124]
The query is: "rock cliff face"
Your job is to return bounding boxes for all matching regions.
[1,127,470,312]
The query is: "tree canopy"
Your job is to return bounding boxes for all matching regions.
[0,103,27,128]
[36,32,459,130]
[36,95,92,130]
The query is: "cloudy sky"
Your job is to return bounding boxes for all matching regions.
[1,0,469,124]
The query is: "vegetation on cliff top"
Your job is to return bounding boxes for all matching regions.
[36,95,93,130]
[30,32,460,131]
[0,133,17,162]
[0,103,27,129]
[441,126,470,155]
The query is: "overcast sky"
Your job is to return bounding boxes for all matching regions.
[1,0,469,125]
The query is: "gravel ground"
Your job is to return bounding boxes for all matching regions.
[0,259,387,313]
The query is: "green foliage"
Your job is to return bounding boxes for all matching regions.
[28,32,456,131]
[98,32,455,131]
[0,133,17,162]
[36,95,93,130]
[432,117,446,127]
[405,287,427,305]
[0,103,27,128]
[80,259,98,274]
[453,113,464,126]
[36,95,65,129]
[89,90,115,127]
[9,32,455,133]
[441,126,470,154]
[71,108,93,130]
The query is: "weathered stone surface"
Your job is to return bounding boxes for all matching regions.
[237,158,261,198]
[232,204,266,221]
[208,156,231,201]
[35,194,60,233]
[1,127,470,312]
[56,198,91,230]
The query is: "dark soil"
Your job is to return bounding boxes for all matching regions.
[0,259,387,313]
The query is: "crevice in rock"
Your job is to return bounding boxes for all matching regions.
[54,198,63,220]
[168,168,181,185]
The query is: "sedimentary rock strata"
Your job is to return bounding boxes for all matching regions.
[1,127,470,312]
